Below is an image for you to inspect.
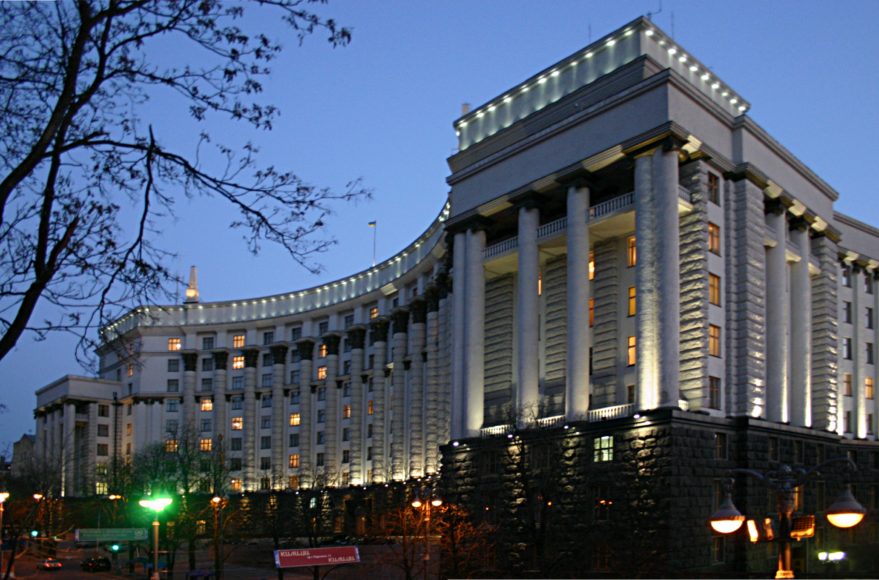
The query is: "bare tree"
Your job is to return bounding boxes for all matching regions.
[0,0,369,366]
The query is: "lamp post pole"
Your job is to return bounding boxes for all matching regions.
[139,497,172,580]
[710,457,866,579]
[211,496,224,580]
[412,496,442,580]
[0,492,8,578]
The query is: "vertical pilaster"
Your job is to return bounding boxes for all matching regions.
[370,319,389,482]
[270,344,288,487]
[789,222,812,427]
[347,327,366,485]
[424,287,440,474]
[182,351,198,431]
[853,266,867,438]
[766,205,790,423]
[465,227,486,436]
[566,184,590,420]
[212,351,229,453]
[242,348,259,491]
[63,402,76,497]
[408,300,427,478]
[323,335,340,479]
[437,272,453,447]
[451,232,467,439]
[517,203,541,421]
[86,402,98,495]
[810,235,839,432]
[655,147,681,406]
[296,340,314,486]
[390,309,408,480]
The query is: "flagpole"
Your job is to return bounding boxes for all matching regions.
[369,221,377,266]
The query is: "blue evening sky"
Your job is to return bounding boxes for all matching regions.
[1,0,877,452]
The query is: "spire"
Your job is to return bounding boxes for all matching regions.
[184,265,199,304]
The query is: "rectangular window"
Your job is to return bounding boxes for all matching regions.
[317,410,326,424]
[626,336,636,366]
[343,404,352,419]
[232,334,245,348]
[316,452,325,467]
[844,373,853,396]
[201,398,213,412]
[289,433,299,447]
[289,326,302,341]
[869,414,875,435]
[260,457,271,470]
[290,413,301,426]
[319,343,328,358]
[231,417,243,430]
[261,416,271,429]
[343,380,351,396]
[342,450,350,464]
[715,433,728,459]
[231,438,242,451]
[318,321,329,335]
[844,301,853,323]
[588,251,595,281]
[367,446,373,460]
[202,336,215,350]
[593,484,612,522]
[537,272,543,296]
[867,276,874,295]
[166,399,179,412]
[708,172,720,205]
[290,388,301,404]
[709,325,721,357]
[708,222,721,255]
[168,338,182,351]
[627,286,636,317]
[164,439,178,453]
[232,355,245,370]
[230,478,242,491]
[98,404,109,417]
[261,436,271,449]
[262,352,273,367]
[288,475,300,490]
[369,306,380,319]
[202,357,214,372]
[318,386,327,401]
[165,420,178,434]
[231,395,243,410]
[709,273,721,306]
[709,376,722,410]
[201,419,212,432]
[626,384,634,404]
[593,436,613,462]
[317,366,328,380]
[868,344,875,365]
[344,314,355,328]
[263,331,274,345]
[843,337,853,360]
[589,298,595,328]
[127,363,134,377]
[842,266,852,287]
[289,454,300,468]
[845,411,852,433]
[868,307,874,329]
[317,431,325,445]
[200,438,212,452]
[342,427,350,442]
[868,377,875,400]
[168,359,179,372]
[262,373,273,387]
[768,437,779,461]
[368,400,375,415]
[200,377,213,392]
[231,376,244,390]
[97,424,109,437]
[367,423,374,438]
[627,236,637,267]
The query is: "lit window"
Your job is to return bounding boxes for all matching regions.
[709,376,721,410]
[369,306,379,319]
[844,374,853,396]
[593,484,612,521]
[626,336,636,366]
[288,475,300,490]
[200,399,213,412]
[232,355,244,370]
[290,413,301,426]
[317,366,328,380]
[165,439,178,453]
[709,325,721,357]
[319,343,328,358]
[232,334,245,348]
[230,478,242,492]
[593,436,613,462]
[343,404,352,419]
[127,364,134,377]
[627,287,636,317]
[708,173,720,205]
[714,432,728,459]
[168,338,182,351]
[537,272,543,296]
[368,400,375,415]
[708,223,721,255]
[289,454,300,468]
[709,273,721,306]
[589,298,595,328]
[588,251,595,280]
[627,236,637,267]
[231,417,243,431]
[199,438,212,452]
[868,377,875,400]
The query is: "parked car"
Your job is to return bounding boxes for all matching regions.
[81,556,111,572]
[38,558,63,570]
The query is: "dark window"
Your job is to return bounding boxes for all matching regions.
[707,173,720,205]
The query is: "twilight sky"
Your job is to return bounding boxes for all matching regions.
[1,0,877,453]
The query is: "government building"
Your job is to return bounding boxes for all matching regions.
[34,17,879,576]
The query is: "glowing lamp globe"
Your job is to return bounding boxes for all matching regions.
[709,493,745,534]
[139,497,173,513]
[825,485,866,529]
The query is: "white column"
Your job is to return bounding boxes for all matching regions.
[212,352,229,454]
[766,207,789,423]
[465,227,486,437]
[424,295,440,474]
[390,313,408,480]
[243,350,258,491]
[297,343,314,486]
[370,327,388,482]
[635,153,660,410]
[655,148,680,406]
[566,184,590,420]
[451,231,467,439]
[86,403,98,495]
[271,345,288,487]
[182,352,197,430]
[408,303,426,478]
[348,329,365,485]
[789,224,812,427]
[324,341,340,479]
[853,267,867,438]
[63,402,76,496]
[517,204,540,422]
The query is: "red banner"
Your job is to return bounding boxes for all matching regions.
[274,546,360,569]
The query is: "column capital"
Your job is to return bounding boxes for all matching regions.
[212,350,229,370]
[295,339,315,361]
[424,285,440,312]
[509,190,546,210]
[409,298,427,323]
[270,344,289,364]
[322,334,341,356]
[788,216,810,232]
[346,326,367,350]
[370,318,390,344]
[243,349,260,368]
[182,351,198,372]
[391,308,410,331]
[445,214,492,236]
[764,197,787,216]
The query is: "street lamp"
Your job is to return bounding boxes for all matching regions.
[709,458,866,579]
[0,491,9,578]
[412,495,442,580]
[210,495,226,580]
[139,496,172,580]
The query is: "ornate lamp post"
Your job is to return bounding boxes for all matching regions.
[411,495,442,580]
[0,491,9,577]
[211,495,226,580]
[139,496,172,580]
[709,457,866,579]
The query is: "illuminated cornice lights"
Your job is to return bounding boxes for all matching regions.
[551,69,560,77]
[605,38,616,47]
[701,73,711,81]
[678,55,687,63]
[711,82,720,89]
[538,76,547,84]
[645,29,655,37]
[584,51,594,59]
[689,65,699,72]
[668,47,677,56]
